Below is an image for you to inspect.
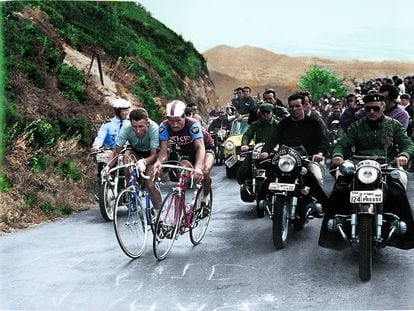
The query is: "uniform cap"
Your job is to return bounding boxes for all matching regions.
[363,93,385,103]
[112,98,131,109]
[259,102,274,112]
[166,100,186,117]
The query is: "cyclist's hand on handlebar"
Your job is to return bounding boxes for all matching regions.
[395,155,409,168]
[193,167,204,183]
[137,159,146,173]
[240,145,249,152]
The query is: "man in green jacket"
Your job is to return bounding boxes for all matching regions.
[319,93,414,250]
[237,103,279,200]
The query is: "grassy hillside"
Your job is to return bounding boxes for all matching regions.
[0,1,210,232]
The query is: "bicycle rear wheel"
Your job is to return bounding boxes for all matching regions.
[153,191,181,260]
[114,188,148,259]
[190,187,213,245]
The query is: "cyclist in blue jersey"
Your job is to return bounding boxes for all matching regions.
[154,100,214,207]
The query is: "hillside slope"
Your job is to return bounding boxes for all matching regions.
[204,45,414,103]
[0,2,216,232]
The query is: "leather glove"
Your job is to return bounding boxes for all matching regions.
[137,159,146,173]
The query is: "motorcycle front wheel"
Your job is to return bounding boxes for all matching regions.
[358,214,373,281]
[272,196,290,250]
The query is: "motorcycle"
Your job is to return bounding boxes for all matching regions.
[239,143,267,217]
[210,128,229,165]
[258,145,323,250]
[326,155,408,281]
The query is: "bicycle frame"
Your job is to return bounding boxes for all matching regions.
[161,164,199,233]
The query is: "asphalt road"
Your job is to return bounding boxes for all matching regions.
[1,166,414,310]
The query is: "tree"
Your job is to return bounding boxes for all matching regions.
[299,66,347,101]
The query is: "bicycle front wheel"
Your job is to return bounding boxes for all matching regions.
[190,187,213,245]
[98,181,116,221]
[153,191,181,260]
[114,188,148,259]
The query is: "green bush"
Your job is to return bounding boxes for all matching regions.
[55,160,82,181]
[26,119,60,148]
[30,154,49,173]
[24,193,38,209]
[0,172,12,192]
[56,203,72,216]
[59,116,92,146]
[56,64,87,103]
[132,86,160,121]
[299,66,347,100]
[41,201,55,215]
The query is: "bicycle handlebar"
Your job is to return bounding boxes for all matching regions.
[107,162,150,180]
[159,163,196,173]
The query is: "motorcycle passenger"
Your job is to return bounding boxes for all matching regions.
[340,93,362,131]
[103,108,162,210]
[154,100,214,212]
[237,103,279,201]
[259,93,330,215]
[319,93,414,250]
[234,86,257,121]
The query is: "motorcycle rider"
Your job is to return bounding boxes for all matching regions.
[102,107,161,210]
[259,93,329,215]
[248,89,289,124]
[208,110,232,133]
[154,100,214,213]
[237,103,279,203]
[91,98,131,152]
[90,98,131,193]
[319,93,414,250]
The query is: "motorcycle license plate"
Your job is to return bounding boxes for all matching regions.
[350,190,383,203]
[268,182,295,191]
[225,155,237,168]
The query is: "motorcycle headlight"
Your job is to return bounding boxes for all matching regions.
[225,141,234,151]
[339,161,356,176]
[277,155,296,172]
[357,167,378,184]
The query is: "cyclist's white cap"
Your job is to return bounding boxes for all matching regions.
[112,98,131,109]
[166,100,186,117]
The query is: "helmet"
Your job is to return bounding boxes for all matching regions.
[112,98,131,109]
[166,100,186,117]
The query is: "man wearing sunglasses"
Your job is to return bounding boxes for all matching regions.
[237,103,279,203]
[319,93,414,250]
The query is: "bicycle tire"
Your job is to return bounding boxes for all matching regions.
[98,181,115,222]
[113,188,148,259]
[190,187,213,245]
[153,191,181,260]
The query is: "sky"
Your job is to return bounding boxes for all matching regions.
[138,0,414,61]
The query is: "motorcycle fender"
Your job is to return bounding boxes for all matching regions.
[357,204,375,214]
